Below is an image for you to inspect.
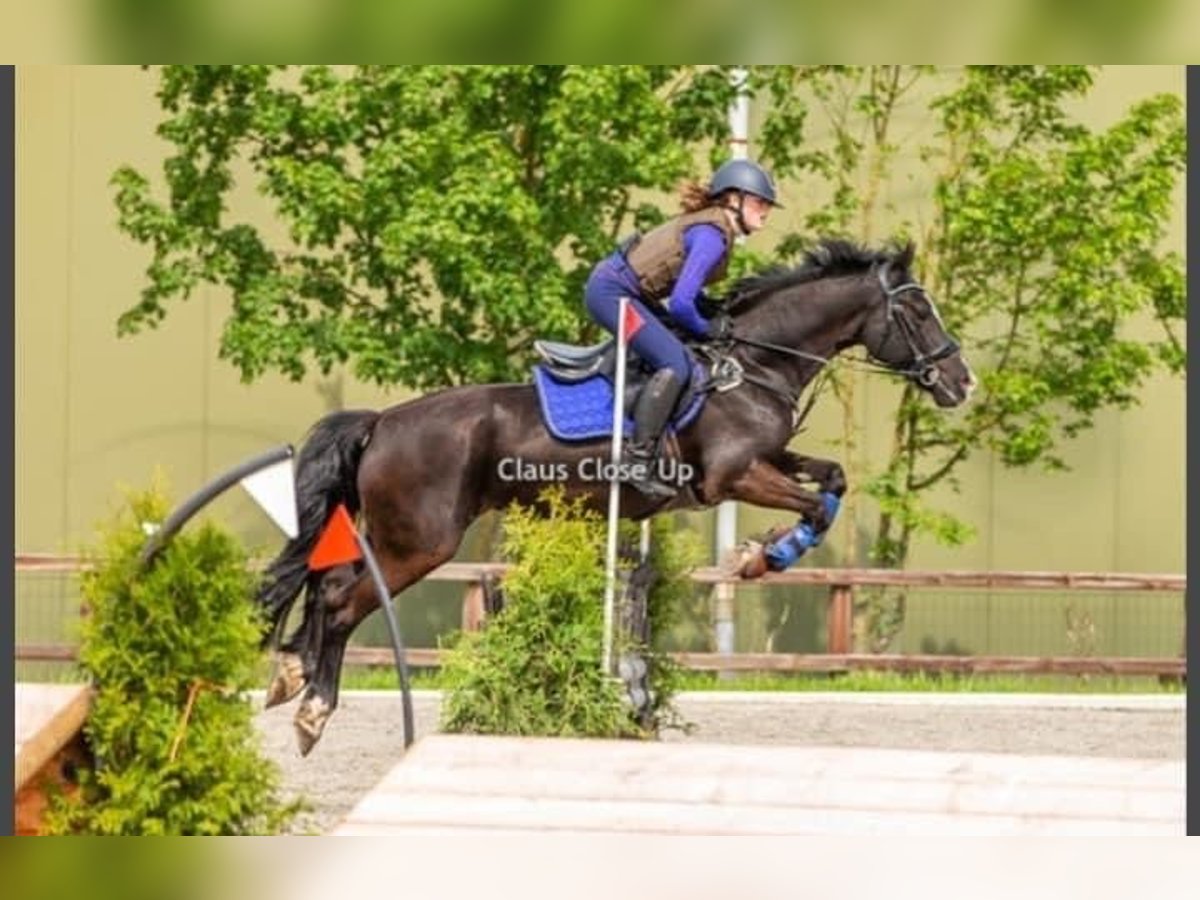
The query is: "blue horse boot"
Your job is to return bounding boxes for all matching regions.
[762,491,842,572]
[763,521,819,571]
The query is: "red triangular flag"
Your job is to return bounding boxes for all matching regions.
[621,301,644,343]
[308,504,363,571]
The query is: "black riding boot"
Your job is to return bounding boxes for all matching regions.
[624,369,684,500]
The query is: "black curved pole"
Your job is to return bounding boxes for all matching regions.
[355,533,415,749]
[138,445,296,569]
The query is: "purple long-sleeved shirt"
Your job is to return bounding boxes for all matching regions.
[666,223,728,337]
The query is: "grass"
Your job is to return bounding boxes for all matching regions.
[338,664,1184,695]
[337,666,447,691]
[673,670,1184,694]
[23,660,1180,696]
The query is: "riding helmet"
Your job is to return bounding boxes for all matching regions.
[707,159,783,208]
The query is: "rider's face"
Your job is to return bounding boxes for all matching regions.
[740,194,773,233]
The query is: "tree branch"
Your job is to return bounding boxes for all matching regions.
[909,444,970,491]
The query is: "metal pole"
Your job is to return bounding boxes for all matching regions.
[602,296,631,676]
[139,445,294,569]
[355,533,415,749]
[728,66,750,163]
[714,67,751,670]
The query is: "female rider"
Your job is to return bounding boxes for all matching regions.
[584,158,780,498]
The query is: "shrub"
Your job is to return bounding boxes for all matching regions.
[439,488,698,738]
[46,485,299,835]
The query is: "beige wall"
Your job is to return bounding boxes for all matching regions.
[14,66,1185,575]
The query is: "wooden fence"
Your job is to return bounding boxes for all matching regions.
[14,555,1187,678]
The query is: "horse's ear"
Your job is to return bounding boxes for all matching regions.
[894,240,916,271]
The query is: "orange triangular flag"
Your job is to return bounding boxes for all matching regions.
[308,504,363,571]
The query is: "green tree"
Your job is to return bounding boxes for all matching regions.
[744,65,1184,647]
[112,65,735,389]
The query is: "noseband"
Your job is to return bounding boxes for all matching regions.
[875,262,959,387]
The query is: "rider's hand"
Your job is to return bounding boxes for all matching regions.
[707,313,733,341]
[696,291,723,318]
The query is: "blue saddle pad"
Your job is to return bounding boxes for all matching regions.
[532,364,707,442]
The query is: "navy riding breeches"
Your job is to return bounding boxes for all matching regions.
[584,253,693,386]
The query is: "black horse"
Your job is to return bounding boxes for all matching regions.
[258,239,975,753]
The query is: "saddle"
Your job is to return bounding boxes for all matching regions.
[536,339,618,380]
[535,338,639,409]
[530,337,743,443]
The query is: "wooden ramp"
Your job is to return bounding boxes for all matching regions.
[15,683,93,835]
[333,734,1183,836]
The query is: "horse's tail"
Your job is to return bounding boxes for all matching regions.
[256,409,380,641]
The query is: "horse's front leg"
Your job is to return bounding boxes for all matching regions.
[725,459,843,577]
[726,459,835,527]
[772,450,847,498]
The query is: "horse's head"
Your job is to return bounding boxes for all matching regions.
[726,239,975,409]
[858,244,975,408]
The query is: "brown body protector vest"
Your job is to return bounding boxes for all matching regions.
[623,207,738,302]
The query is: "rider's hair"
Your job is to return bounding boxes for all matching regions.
[678,179,714,213]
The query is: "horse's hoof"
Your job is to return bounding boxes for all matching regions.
[265,652,307,708]
[721,538,767,579]
[731,524,796,579]
[293,695,331,756]
[737,544,770,579]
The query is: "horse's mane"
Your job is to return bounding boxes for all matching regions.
[727,238,915,314]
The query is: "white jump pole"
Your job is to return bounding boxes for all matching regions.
[601,296,633,675]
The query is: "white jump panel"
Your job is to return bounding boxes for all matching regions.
[15,683,92,791]
[333,734,1183,836]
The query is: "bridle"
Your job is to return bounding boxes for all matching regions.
[873,261,960,389]
[710,260,962,425]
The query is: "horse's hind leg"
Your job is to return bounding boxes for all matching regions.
[266,565,358,708]
[293,543,461,755]
[265,591,316,708]
[265,649,307,709]
[292,392,496,753]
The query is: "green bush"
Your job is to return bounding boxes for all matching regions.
[439,488,698,738]
[46,485,299,835]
